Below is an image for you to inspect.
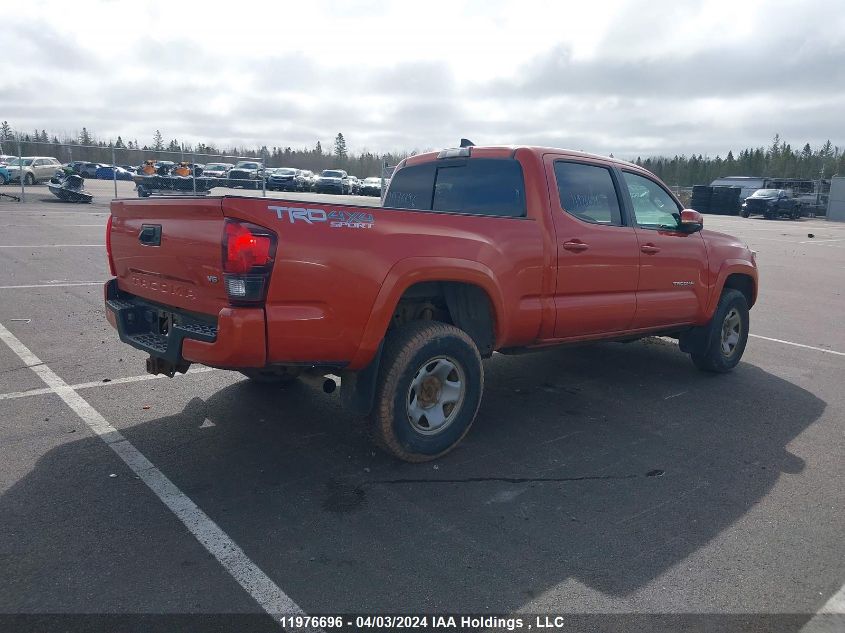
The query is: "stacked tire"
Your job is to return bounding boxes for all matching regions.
[710,186,742,215]
[691,185,712,214]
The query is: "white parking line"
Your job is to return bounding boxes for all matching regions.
[0,366,217,402]
[799,237,845,244]
[0,211,107,215]
[0,244,104,248]
[800,584,845,631]
[0,281,105,290]
[0,321,304,624]
[749,334,845,357]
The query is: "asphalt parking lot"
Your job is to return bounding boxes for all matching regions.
[1,186,844,632]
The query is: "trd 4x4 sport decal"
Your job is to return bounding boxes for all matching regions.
[268,205,374,229]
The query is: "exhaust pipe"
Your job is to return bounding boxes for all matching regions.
[299,371,338,394]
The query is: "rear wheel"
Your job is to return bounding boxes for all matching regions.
[690,289,749,373]
[0,174,6,185]
[370,321,483,462]
[24,173,35,185]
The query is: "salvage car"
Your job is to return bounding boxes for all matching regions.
[227,160,264,189]
[740,189,802,219]
[360,176,382,196]
[313,169,350,194]
[104,143,758,462]
[5,156,63,184]
[203,163,234,178]
[95,165,135,180]
[267,167,307,191]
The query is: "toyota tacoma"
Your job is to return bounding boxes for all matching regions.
[104,143,758,462]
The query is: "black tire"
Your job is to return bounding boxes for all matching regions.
[740,210,750,218]
[690,289,749,373]
[24,173,35,185]
[370,321,483,462]
[240,367,300,385]
[0,174,6,185]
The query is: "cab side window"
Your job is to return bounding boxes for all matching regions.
[622,172,681,230]
[553,161,623,226]
[383,163,436,210]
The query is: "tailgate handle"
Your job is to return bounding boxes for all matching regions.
[139,224,162,246]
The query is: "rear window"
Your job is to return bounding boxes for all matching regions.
[384,158,525,217]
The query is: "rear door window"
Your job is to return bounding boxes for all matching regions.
[553,161,624,226]
[384,159,525,217]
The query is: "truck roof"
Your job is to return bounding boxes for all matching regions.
[403,145,641,170]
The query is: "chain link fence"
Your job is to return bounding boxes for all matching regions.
[0,138,396,203]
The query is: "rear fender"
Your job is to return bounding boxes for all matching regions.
[347,257,506,369]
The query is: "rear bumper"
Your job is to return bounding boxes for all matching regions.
[104,279,266,368]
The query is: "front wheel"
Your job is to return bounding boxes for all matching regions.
[24,173,35,185]
[690,289,749,373]
[0,174,6,185]
[370,321,483,462]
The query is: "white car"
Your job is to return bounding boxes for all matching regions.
[6,156,63,184]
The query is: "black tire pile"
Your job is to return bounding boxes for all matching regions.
[691,186,741,215]
[691,185,713,214]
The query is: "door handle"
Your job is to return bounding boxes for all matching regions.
[640,244,660,254]
[563,241,589,252]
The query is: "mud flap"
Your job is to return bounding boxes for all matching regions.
[679,327,708,354]
[339,341,384,416]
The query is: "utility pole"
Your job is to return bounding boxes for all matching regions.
[18,136,23,203]
[112,146,118,199]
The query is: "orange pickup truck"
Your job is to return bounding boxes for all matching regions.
[105,143,758,461]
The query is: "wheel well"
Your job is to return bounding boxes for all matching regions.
[723,273,755,308]
[390,281,496,357]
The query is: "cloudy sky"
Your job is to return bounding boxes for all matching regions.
[3,0,844,158]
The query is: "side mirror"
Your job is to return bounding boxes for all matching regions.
[679,209,703,233]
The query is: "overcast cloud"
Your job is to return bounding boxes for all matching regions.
[2,0,843,157]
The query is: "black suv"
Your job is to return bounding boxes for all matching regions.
[741,189,802,220]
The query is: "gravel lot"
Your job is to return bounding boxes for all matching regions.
[1,185,843,632]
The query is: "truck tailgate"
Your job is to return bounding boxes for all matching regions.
[110,198,229,316]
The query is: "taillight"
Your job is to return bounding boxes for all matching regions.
[221,219,277,304]
[106,214,116,276]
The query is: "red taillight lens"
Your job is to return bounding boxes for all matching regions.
[221,219,277,304]
[106,214,116,276]
[223,220,273,273]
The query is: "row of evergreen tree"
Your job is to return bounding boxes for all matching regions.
[633,135,844,186]
[1,122,842,185]
[0,123,407,178]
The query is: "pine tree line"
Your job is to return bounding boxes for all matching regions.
[632,134,844,186]
[1,123,842,184]
[0,124,408,178]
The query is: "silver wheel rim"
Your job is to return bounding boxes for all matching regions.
[721,308,742,357]
[406,356,466,436]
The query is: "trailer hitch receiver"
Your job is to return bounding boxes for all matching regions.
[146,355,191,378]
